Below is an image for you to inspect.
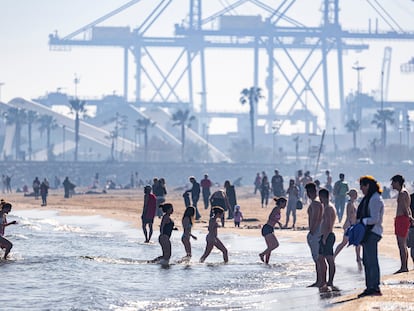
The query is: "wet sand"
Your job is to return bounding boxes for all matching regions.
[6,186,414,310]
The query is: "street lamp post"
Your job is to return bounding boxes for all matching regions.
[74,74,80,98]
[62,125,66,161]
[380,70,386,148]
[352,62,365,122]
[272,119,282,163]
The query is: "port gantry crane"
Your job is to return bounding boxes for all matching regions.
[49,0,414,134]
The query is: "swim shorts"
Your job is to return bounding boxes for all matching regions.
[261,224,274,237]
[319,232,335,256]
[307,231,321,262]
[395,215,410,238]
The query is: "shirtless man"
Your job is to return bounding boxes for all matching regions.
[305,182,323,287]
[390,174,413,274]
[318,188,337,291]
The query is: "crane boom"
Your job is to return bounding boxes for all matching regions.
[62,0,142,40]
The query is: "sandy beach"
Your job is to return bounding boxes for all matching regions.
[5,186,414,310]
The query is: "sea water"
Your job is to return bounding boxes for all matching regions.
[1,210,397,311]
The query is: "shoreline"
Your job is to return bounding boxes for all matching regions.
[6,187,414,310]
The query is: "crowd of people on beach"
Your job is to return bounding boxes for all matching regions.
[2,168,414,300]
[139,170,414,298]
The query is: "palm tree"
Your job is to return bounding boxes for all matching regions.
[38,115,58,161]
[171,109,195,162]
[3,107,27,160]
[105,130,118,162]
[345,119,360,150]
[134,117,156,162]
[27,110,38,161]
[239,87,264,151]
[68,98,87,161]
[371,109,395,147]
[103,112,129,161]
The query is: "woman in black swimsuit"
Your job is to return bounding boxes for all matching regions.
[152,203,174,265]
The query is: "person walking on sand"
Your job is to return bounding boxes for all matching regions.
[200,174,212,210]
[259,197,286,264]
[260,175,270,208]
[0,202,17,260]
[200,207,228,263]
[317,188,338,292]
[40,178,49,206]
[356,175,384,297]
[142,185,157,243]
[233,205,243,227]
[333,173,349,223]
[152,203,175,266]
[271,169,284,197]
[181,205,197,259]
[305,182,323,287]
[325,170,332,194]
[334,188,362,270]
[390,174,413,274]
[33,177,40,200]
[284,179,300,229]
[184,176,201,220]
[62,176,75,198]
[224,180,237,219]
[254,172,261,195]
[152,178,167,218]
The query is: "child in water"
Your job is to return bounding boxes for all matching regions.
[233,205,243,227]
[200,206,228,263]
[151,203,175,266]
[181,205,197,259]
[0,201,17,260]
[259,197,286,264]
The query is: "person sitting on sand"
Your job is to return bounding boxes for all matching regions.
[200,206,228,263]
[152,203,175,265]
[259,197,286,264]
[181,205,197,258]
[0,201,17,260]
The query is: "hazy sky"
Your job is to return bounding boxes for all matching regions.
[1,0,414,133]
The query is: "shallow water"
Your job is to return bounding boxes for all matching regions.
[1,210,397,311]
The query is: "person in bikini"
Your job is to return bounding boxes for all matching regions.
[200,206,228,263]
[390,174,413,274]
[259,197,286,264]
[181,205,197,259]
[151,203,175,266]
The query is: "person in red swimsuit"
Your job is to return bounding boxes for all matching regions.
[390,174,413,274]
